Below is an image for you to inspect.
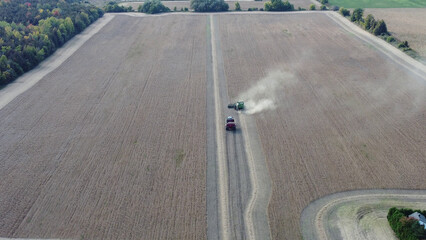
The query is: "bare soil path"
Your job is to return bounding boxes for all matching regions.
[210,14,265,240]
[208,13,272,240]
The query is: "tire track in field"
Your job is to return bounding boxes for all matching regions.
[209,14,230,240]
[239,114,272,240]
[208,14,272,240]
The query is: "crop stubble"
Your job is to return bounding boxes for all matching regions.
[0,15,207,239]
[218,13,426,240]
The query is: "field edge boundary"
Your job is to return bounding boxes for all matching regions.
[326,11,426,82]
[0,14,115,111]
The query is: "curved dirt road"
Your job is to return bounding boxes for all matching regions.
[301,190,426,240]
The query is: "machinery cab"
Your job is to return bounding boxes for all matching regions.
[225,116,236,131]
[226,116,235,123]
[234,101,244,110]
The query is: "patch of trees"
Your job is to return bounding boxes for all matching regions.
[190,0,229,12]
[350,8,363,22]
[315,0,328,5]
[0,0,103,85]
[172,6,188,12]
[340,8,416,55]
[104,1,132,12]
[264,0,294,11]
[234,2,241,11]
[388,208,426,240]
[339,7,350,16]
[340,8,388,36]
[138,0,170,14]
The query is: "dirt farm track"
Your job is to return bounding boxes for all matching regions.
[0,12,425,240]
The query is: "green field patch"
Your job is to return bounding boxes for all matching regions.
[328,0,426,8]
[174,149,185,167]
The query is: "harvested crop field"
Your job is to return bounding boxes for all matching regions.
[364,8,426,63]
[217,12,426,240]
[0,15,207,239]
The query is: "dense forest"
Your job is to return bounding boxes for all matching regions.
[0,0,104,85]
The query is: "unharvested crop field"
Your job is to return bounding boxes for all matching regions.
[364,8,426,63]
[218,13,426,240]
[328,0,426,8]
[0,15,207,239]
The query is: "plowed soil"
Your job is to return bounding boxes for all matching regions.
[0,15,207,239]
[217,13,426,240]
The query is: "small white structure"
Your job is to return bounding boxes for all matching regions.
[408,212,426,229]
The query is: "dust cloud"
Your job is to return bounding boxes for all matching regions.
[237,70,297,115]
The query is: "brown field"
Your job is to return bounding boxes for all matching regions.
[218,13,426,240]
[0,15,207,239]
[121,0,315,11]
[2,11,426,240]
[364,8,426,62]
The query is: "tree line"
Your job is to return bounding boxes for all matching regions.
[0,0,103,85]
[103,0,295,14]
[338,7,416,57]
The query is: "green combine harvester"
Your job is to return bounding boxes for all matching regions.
[228,101,244,111]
